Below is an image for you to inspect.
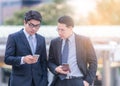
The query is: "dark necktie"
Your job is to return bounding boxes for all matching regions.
[62,39,69,64]
[59,39,69,80]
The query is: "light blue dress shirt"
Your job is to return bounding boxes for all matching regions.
[20,29,37,64]
[62,33,83,77]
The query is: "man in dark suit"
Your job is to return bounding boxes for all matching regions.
[4,10,48,86]
[48,16,97,86]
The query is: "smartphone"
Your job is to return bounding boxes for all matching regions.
[33,54,40,60]
[62,63,70,72]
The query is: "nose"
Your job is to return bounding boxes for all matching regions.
[32,27,36,31]
[58,31,62,35]
[59,32,63,37]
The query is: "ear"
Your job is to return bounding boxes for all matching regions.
[24,20,27,26]
[68,26,73,30]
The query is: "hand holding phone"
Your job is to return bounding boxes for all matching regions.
[33,54,40,61]
[62,63,71,72]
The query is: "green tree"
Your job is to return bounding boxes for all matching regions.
[36,3,72,25]
[4,1,72,25]
[4,9,28,25]
[87,0,120,25]
[53,0,66,4]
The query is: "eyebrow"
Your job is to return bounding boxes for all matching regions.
[29,22,40,25]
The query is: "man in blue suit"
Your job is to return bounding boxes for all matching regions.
[4,10,48,86]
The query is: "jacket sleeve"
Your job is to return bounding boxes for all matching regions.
[48,40,58,75]
[84,38,97,85]
[4,34,21,66]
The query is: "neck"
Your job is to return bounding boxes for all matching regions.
[67,32,73,38]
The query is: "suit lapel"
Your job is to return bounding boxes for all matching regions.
[75,34,85,75]
[75,34,83,63]
[57,38,62,64]
[19,29,31,53]
[35,34,40,54]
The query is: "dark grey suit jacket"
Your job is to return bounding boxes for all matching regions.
[48,33,97,85]
[4,29,48,86]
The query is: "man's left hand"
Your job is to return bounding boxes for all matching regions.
[83,80,89,86]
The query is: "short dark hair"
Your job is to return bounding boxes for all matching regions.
[24,10,42,23]
[58,15,74,27]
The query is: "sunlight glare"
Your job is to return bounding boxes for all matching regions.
[67,0,97,19]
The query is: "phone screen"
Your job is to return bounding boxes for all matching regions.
[62,63,70,72]
[33,54,40,58]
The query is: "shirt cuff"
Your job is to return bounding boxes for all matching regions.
[21,56,25,64]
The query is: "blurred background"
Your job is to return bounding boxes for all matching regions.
[0,0,120,86]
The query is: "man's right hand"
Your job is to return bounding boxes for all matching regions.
[23,55,38,64]
[55,65,69,75]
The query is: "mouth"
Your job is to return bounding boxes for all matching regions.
[30,31,35,35]
[60,36,64,39]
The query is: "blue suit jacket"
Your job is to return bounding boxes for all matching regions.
[4,29,48,86]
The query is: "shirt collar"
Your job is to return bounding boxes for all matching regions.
[68,33,75,43]
[62,33,75,43]
[23,29,35,39]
